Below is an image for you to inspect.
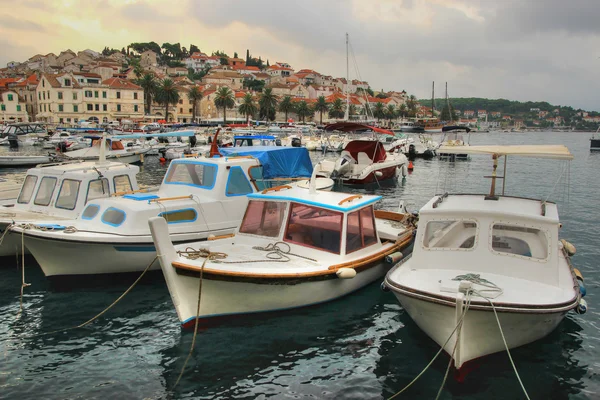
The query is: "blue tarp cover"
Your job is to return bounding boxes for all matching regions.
[219,146,313,179]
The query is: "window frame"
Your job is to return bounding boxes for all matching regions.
[283,201,344,255]
[113,174,133,193]
[17,175,38,204]
[33,176,58,206]
[345,205,379,254]
[239,200,288,238]
[225,166,254,197]
[81,204,101,220]
[55,179,81,210]
[85,178,110,203]
[164,161,218,190]
[421,218,479,252]
[489,221,550,262]
[158,208,198,224]
[101,207,127,227]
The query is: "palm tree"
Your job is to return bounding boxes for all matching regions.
[214,86,235,125]
[187,86,203,122]
[259,88,278,121]
[155,78,179,122]
[386,104,397,126]
[238,93,258,124]
[373,102,386,122]
[137,73,158,115]
[295,101,313,123]
[348,104,357,119]
[314,96,329,125]
[329,98,344,119]
[399,103,408,118]
[278,95,294,122]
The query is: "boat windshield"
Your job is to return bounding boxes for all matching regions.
[239,200,287,237]
[165,162,217,189]
[491,223,548,260]
[423,220,478,250]
[284,202,343,254]
[346,206,378,253]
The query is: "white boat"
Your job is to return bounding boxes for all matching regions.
[384,145,585,370]
[438,126,471,159]
[12,146,333,277]
[63,136,149,164]
[0,154,59,167]
[0,123,49,147]
[149,184,416,328]
[0,158,142,257]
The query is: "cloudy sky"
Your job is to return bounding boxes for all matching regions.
[1,0,599,110]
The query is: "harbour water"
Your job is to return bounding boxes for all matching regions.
[0,131,598,399]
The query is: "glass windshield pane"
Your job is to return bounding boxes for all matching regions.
[166,163,217,189]
[239,200,287,237]
[284,202,343,254]
[423,220,478,249]
[87,178,109,202]
[17,175,38,204]
[491,224,548,259]
[346,206,378,254]
[33,177,57,206]
[226,167,253,196]
[113,175,132,193]
[56,179,81,210]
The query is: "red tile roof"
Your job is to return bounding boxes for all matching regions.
[102,77,142,90]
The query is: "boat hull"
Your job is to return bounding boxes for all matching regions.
[0,156,53,167]
[0,222,30,257]
[171,258,392,328]
[390,290,569,369]
[591,138,600,151]
[339,165,399,185]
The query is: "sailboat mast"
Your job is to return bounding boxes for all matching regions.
[431,81,435,118]
[445,81,449,120]
[344,33,350,121]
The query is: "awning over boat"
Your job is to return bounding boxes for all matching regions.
[324,122,394,135]
[219,146,313,179]
[343,140,388,163]
[436,145,573,160]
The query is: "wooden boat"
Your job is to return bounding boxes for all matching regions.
[149,184,416,328]
[384,145,585,369]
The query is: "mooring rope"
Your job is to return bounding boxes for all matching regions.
[22,256,158,339]
[173,250,223,388]
[17,227,30,318]
[178,242,317,264]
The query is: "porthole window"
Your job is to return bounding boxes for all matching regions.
[101,207,126,227]
[82,204,100,220]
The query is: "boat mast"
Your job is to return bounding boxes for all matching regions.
[344,33,350,121]
[445,81,449,121]
[431,81,435,119]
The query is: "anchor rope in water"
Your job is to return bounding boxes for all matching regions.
[173,250,224,388]
[21,256,158,339]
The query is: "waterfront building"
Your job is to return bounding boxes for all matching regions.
[0,89,29,122]
[140,50,158,68]
[202,71,244,90]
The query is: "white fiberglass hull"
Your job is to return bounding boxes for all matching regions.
[164,256,389,328]
[391,291,569,369]
[0,222,29,256]
[0,155,53,167]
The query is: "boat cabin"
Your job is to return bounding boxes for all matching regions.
[12,161,140,218]
[74,156,261,235]
[233,135,278,147]
[235,186,386,261]
[415,194,562,286]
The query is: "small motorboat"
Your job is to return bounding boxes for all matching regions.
[438,126,471,160]
[149,183,416,328]
[591,127,600,152]
[384,145,585,370]
[0,154,59,168]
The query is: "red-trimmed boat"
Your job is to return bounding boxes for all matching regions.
[318,122,408,185]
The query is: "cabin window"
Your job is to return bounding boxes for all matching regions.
[55,179,81,210]
[491,223,548,260]
[82,204,100,220]
[113,175,132,193]
[101,207,126,227]
[239,200,287,237]
[86,178,110,202]
[423,220,478,250]
[33,177,58,206]
[159,209,197,224]
[165,162,217,189]
[247,166,266,190]
[346,206,378,254]
[284,202,343,254]
[17,175,38,204]
[226,166,253,196]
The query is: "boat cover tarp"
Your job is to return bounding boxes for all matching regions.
[324,122,394,135]
[436,145,573,160]
[219,146,313,179]
[343,140,387,163]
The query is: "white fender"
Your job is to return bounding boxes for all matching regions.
[336,268,357,279]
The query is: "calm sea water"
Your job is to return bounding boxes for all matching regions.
[0,131,598,399]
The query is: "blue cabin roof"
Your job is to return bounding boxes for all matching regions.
[220,146,313,179]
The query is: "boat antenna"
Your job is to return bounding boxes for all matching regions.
[431,81,435,118]
[344,33,350,121]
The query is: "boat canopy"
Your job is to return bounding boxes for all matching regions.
[219,146,313,179]
[324,122,394,135]
[343,140,388,163]
[436,145,573,160]
[442,125,471,133]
